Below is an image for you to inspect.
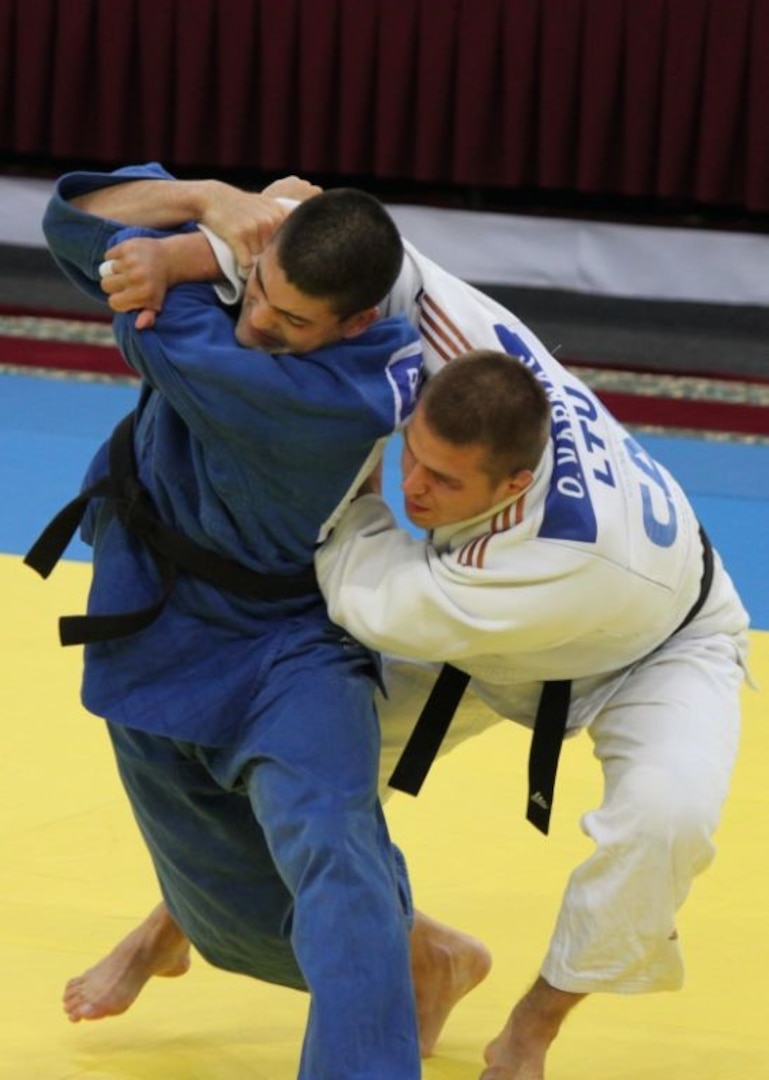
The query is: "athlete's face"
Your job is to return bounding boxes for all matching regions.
[235,243,376,355]
[401,406,531,529]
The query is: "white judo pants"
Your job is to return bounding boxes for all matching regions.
[376,627,746,995]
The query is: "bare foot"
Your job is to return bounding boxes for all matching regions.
[480,1008,547,1080]
[480,978,586,1079]
[410,909,492,1057]
[63,903,191,1022]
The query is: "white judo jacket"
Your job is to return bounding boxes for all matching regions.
[314,242,750,990]
[315,241,749,730]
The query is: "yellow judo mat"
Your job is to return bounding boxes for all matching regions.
[2,552,767,1079]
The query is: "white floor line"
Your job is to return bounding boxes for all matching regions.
[2,174,769,308]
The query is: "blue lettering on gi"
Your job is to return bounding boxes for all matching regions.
[494,325,598,542]
[623,435,678,547]
[387,343,423,424]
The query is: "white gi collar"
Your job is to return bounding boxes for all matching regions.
[429,443,554,554]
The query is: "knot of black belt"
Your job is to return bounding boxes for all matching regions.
[389,526,714,836]
[25,410,318,646]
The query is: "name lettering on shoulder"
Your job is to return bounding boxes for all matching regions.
[494,325,602,543]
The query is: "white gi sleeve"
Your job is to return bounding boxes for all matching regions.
[197,197,299,306]
[315,496,612,666]
[316,496,468,659]
[196,223,245,304]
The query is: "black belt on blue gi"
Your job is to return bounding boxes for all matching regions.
[24,410,318,646]
[388,525,714,836]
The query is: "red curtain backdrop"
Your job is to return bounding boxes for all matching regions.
[1,0,768,212]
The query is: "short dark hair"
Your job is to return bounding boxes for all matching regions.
[273,188,403,319]
[419,350,551,482]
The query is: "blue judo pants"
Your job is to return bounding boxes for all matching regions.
[105,624,419,1079]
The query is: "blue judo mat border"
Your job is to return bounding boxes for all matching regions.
[3,371,768,629]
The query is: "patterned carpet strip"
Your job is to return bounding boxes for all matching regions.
[2,312,768,443]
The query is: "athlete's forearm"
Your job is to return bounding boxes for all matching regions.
[155,232,221,285]
[69,178,221,228]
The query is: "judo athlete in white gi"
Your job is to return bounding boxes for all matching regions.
[28,163,430,1080]
[313,251,750,1078]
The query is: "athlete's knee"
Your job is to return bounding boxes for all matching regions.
[276,806,392,903]
[600,761,718,866]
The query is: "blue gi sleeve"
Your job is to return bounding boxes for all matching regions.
[113,288,420,457]
[41,163,179,304]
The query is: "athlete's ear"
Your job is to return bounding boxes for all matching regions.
[338,306,380,339]
[497,469,534,501]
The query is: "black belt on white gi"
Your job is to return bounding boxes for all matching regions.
[388,525,714,836]
[24,410,318,646]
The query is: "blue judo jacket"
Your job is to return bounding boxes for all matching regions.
[41,164,423,743]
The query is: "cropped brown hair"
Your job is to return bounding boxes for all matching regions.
[273,188,403,319]
[419,350,551,482]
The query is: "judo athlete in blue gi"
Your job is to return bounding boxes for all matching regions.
[28,164,425,1079]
